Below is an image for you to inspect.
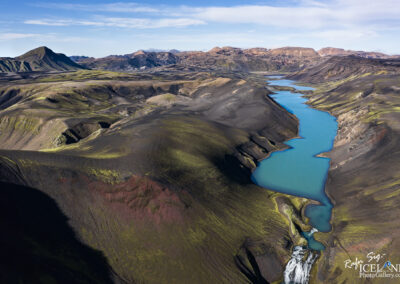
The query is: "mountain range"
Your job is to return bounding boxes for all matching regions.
[1,46,399,74]
[73,46,400,73]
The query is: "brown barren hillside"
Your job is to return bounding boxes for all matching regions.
[318,47,394,59]
[77,46,322,72]
[288,55,400,83]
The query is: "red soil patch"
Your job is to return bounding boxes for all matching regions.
[86,175,189,225]
[58,177,68,184]
[346,237,392,253]
[369,126,388,145]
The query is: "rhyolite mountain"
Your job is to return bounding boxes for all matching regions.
[0,46,84,72]
[177,46,321,72]
[73,46,399,73]
[288,55,400,83]
[318,47,394,59]
[76,46,323,72]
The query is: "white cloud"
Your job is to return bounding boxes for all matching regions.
[15,1,400,55]
[0,33,39,40]
[24,20,71,26]
[190,0,400,29]
[24,17,205,29]
[101,18,206,28]
[34,2,159,13]
[26,1,400,31]
[308,29,378,40]
[193,5,333,29]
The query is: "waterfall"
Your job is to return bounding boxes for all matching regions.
[283,246,318,284]
[283,228,319,284]
[308,228,318,236]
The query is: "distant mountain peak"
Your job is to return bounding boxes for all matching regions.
[133,50,147,56]
[17,46,55,60]
[208,46,241,53]
[0,46,85,73]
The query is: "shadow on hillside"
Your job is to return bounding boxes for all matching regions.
[235,248,269,284]
[212,154,253,185]
[0,181,121,284]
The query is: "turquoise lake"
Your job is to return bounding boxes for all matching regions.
[251,77,338,250]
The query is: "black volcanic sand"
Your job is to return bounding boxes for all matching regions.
[0,70,312,283]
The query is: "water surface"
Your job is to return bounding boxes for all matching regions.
[252,77,337,249]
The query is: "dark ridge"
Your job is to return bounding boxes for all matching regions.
[235,248,270,284]
[61,121,110,145]
[98,121,111,128]
[62,129,81,144]
[0,89,22,110]
[46,97,58,103]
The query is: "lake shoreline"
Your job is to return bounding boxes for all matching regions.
[253,76,338,245]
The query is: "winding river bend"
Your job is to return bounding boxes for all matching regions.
[252,77,338,283]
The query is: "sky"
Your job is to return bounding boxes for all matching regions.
[1,0,400,57]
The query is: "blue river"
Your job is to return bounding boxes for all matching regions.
[252,77,338,250]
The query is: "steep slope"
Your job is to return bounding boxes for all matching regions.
[0,58,32,72]
[288,55,400,83]
[303,74,400,283]
[0,47,84,72]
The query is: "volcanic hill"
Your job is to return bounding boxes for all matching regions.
[0,46,84,72]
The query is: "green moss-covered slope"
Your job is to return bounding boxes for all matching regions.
[0,70,306,283]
